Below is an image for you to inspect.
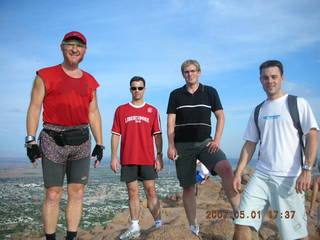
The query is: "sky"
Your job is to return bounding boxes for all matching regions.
[0,0,319,160]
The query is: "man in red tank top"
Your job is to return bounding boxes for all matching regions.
[25,31,104,240]
[111,76,163,239]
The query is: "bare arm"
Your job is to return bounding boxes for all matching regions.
[89,91,103,168]
[213,109,225,144]
[26,75,45,141]
[110,134,120,173]
[26,75,45,167]
[154,133,163,172]
[296,129,319,193]
[167,113,177,160]
[207,109,225,153]
[89,90,103,145]
[233,140,257,193]
[304,129,319,168]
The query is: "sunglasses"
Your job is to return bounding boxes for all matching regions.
[183,70,198,74]
[130,87,144,91]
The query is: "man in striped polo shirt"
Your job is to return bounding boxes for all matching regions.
[167,59,239,236]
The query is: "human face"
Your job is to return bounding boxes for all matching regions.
[260,66,284,99]
[130,81,145,102]
[61,40,86,66]
[182,64,201,86]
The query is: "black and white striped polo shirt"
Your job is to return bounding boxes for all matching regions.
[167,83,223,142]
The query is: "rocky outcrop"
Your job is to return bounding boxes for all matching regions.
[20,168,320,239]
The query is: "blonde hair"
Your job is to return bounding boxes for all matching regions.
[181,59,201,73]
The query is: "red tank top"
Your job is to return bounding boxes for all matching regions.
[37,65,99,126]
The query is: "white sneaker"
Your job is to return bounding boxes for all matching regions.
[119,226,141,240]
[189,224,199,236]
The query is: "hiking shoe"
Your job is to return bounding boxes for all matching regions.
[119,226,141,240]
[189,224,199,236]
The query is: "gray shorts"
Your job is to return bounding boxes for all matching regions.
[42,156,90,188]
[121,165,158,183]
[175,138,227,187]
[39,123,91,188]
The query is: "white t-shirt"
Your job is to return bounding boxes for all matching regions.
[244,94,319,177]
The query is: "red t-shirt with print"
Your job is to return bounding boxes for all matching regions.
[112,102,161,165]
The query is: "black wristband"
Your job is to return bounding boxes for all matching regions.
[25,144,41,163]
[91,144,105,161]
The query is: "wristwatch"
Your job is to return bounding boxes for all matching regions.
[25,136,36,143]
[302,164,312,171]
[156,152,163,156]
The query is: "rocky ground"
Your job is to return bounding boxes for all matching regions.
[18,168,320,240]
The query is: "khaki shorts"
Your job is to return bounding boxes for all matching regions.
[175,138,227,187]
[234,170,308,240]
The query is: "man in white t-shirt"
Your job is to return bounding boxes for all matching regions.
[232,60,319,240]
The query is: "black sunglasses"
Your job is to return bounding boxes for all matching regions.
[130,87,144,91]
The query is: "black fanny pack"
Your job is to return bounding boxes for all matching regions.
[44,128,89,146]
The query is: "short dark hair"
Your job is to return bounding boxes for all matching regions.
[130,76,145,87]
[259,60,284,75]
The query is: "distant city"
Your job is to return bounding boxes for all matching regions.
[0,156,287,239]
[0,158,181,239]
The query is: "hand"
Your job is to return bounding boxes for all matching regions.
[295,170,312,194]
[91,144,105,168]
[167,145,178,161]
[308,208,317,218]
[154,155,163,172]
[233,174,242,194]
[25,144,41,168]
[110,158,120,173]
[206,140,220,153]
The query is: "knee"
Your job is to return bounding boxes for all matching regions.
[128,188,139,200]
[145,187,157,200]
[216,161,233,178]
[234,224,251,234]
[45,188,62,203]
[183,185,195,196]
[68,185,85,201]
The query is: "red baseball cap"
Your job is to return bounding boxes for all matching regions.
[63,31,87,44]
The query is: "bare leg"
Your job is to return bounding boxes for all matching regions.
[43,186,63,234]
[127,181,140,220]
[143,180,161,221]
[66,183,85,231]
[182,185,197,225]
[233,225,252,240]
[214,160,240,211]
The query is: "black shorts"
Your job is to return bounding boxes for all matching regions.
[175,138,227,187]
[42,156,90,188]
[120,165,158,183]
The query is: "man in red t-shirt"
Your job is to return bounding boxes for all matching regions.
[111,76,163,239]
[25,31,104,240]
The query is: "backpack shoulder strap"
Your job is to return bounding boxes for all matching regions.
[287,95,304,166]
[254,101,264,140]
[287,95,301,133]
